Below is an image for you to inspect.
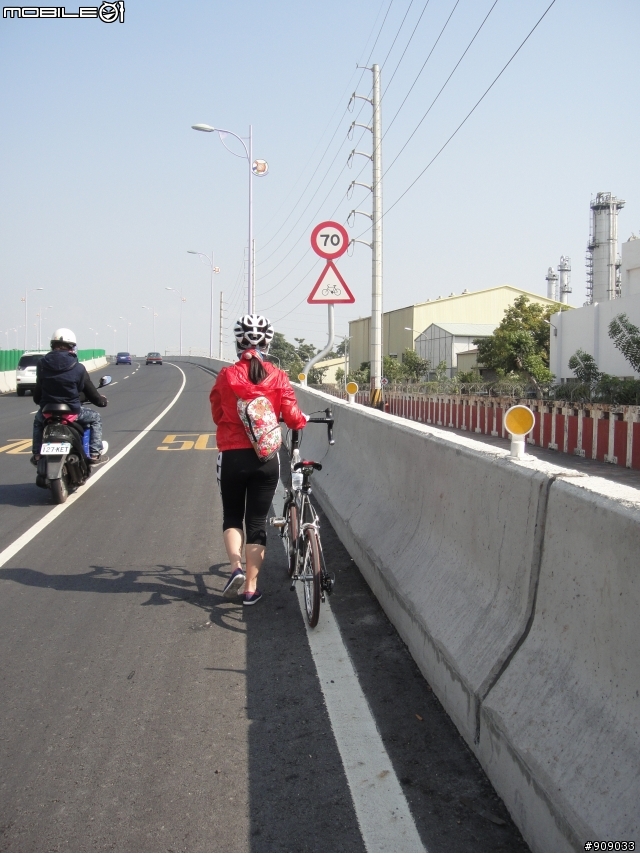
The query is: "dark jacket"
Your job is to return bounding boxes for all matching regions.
[33,350,105,414]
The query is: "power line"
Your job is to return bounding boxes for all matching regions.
[255,0,394,252]
[353,0,557,241]
[382,0,432,95]
[383,0,460,140]
[383,0,499,178]
[386,0,557,216]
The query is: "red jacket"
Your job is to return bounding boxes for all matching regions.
[210,356,307,451]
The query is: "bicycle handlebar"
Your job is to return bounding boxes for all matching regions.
[285,407,334,448]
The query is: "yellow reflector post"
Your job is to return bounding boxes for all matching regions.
[298,373,306,382]
[345,381,359,395]
[504,404,535,436]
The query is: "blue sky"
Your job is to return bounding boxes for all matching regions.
[2,0,639,356]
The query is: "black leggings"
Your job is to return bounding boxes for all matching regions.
[217,449,280,546]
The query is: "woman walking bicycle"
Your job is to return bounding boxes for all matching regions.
[210,314,308,605]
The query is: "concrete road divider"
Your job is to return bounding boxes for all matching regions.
[293,386,564,746]
[479,475,640,851]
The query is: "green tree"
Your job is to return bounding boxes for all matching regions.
[383,355,403,383]
[400,349,430,382]
[475,296,557,396]
[568,349,601,385]
[608,313,640,373]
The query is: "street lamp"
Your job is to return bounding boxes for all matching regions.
[106,325,117,355]
[118,317,131,352]
[141,306,158,351]
[543,318,558,337]
[187,250,220,358]
[88,327,99,349]
[191,123,268,314]
[20,287,44,349]
[36,306,53,350]
[165,288,186,355]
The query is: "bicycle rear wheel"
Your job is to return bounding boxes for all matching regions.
[301,527,321,627]
[285,501,299,578]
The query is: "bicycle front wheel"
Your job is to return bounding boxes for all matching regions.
[301,528,321,627]
[285,501,299,578]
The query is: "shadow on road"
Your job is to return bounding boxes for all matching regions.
[0,563,245,634]
[0,483,50,507]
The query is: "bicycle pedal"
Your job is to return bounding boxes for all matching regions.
[270,516,286,528]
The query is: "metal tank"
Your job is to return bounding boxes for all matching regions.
[546,267,558,301]
[558,256,572,304]
[586,192,625,303]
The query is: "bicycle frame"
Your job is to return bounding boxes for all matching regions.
[272,409,335,625]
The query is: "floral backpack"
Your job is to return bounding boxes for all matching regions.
[237,395,282,461]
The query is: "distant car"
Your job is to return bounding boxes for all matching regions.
[145,352,162,365]
[15,350,48,396]
[116,352,132,365]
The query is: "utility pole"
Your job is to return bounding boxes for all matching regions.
[347,63,383,408]
[219,291,224,360]
[252,238,256,314]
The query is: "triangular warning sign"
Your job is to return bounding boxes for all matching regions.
[307,261,355,304]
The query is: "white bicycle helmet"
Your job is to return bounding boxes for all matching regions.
[233,314,274,354]
[50,328,77,349]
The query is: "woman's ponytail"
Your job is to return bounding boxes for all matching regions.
[243,349,267,384]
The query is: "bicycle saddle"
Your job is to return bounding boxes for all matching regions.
[294,460,322,471]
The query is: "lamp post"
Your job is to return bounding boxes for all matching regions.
[118,317,131,352]
[37,305,53,350]
[187,250,220,359]
[141,306,158,351]
[106,325,117,355]
[165,288,186,355]
[20,287,44,349]
[191,123,268,314]
[88,327,99,350]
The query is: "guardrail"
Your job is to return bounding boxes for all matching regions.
[317,386,640,471]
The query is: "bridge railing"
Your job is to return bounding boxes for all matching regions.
[314,385,640,471]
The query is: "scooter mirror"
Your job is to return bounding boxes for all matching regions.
[98,375,112,388]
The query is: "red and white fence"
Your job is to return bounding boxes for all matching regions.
[318,387,640,471]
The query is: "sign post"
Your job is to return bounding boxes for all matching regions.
[302,221,354,385]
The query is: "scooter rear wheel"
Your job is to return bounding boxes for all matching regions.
[51,477,68,505]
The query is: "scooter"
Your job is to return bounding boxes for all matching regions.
[35,376,112,504]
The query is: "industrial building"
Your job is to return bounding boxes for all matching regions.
[348,285,565,374]
[551,225,640,380]
[415,323,497,378]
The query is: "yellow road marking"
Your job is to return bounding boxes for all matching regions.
[0,439,31,454]
[157,433,217,451]
[6,440,32,455]
[194,433,217,450]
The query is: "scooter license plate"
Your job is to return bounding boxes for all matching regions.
[40,442,71,455]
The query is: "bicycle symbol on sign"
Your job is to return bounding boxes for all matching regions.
[321,282,342,297]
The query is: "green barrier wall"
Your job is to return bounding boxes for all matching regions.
[0,350,23,372]
[0,349,106,372]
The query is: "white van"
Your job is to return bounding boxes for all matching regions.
[15,350,48,397]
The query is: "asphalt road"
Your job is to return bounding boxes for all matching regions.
[0,362,527,853]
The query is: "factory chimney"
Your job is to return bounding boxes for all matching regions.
[558,256,572,304]
[586,192,625,303]
[546,267,559,301]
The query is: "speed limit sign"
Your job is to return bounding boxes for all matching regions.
[310,221,349,259]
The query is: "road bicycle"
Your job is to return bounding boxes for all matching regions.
[271,408,334,627]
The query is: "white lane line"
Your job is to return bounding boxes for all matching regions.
[275,486,426,853]
[30,410,37,414]
[124,375,130,379]
[0,364,186,570]
[110,382,118,385]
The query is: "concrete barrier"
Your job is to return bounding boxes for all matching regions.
[291,384,640,852]
[479,475,640,851]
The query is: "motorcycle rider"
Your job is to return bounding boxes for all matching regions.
[31,328,108,465]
